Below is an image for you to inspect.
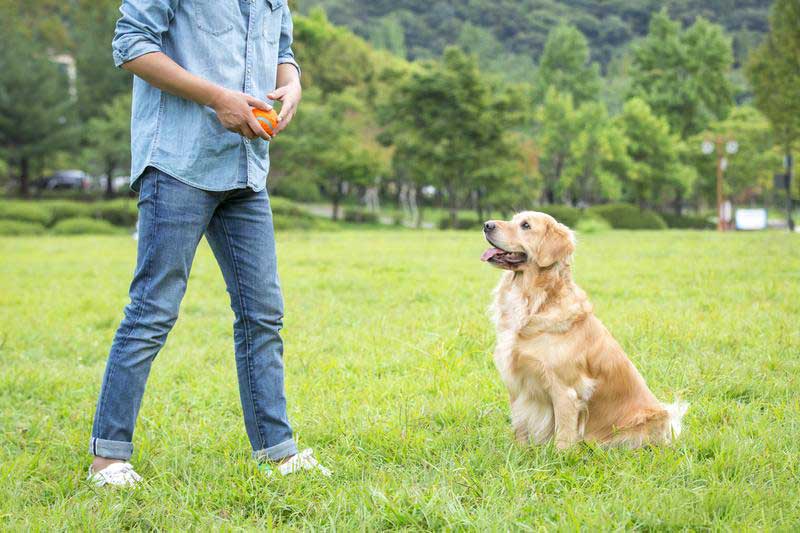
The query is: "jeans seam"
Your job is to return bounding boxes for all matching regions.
[93,170,159,446]
[218,209,267,450]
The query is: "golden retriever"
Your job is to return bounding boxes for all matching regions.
[481,211,687,449]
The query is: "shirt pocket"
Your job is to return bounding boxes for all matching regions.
[263,0,284,43]
[195,1,235,36]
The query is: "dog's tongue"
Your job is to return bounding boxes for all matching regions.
[481,247,504,261]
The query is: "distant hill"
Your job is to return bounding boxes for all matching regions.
[297,0,772,74]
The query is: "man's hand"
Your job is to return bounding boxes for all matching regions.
[209,88,272,141]
[268,78,302,136]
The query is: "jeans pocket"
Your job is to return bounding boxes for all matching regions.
[195,1,235,36]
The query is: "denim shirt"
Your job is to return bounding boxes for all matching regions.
[112,0,300,192]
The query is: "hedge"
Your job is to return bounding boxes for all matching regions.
[51,217,123,235]
[574,216,611,234]
[0,202,52,226]
[84,200,139,227]
[344,208,379,224]
[660,212,715,230]
[439,216,482,230]
[535,205,583,228]
[587,204,667,230]
[0,220,46,236]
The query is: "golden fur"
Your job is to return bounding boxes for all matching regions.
[483,211,687,449]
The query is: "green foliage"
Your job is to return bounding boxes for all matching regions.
[343,208,379,224]
[617,98,692,207]
[82,93,133,196]
[438,215,481,230]
[300,1,771,71]
[0,13,78,194]
[380,47,522,223]
[746,0,800,160]
[535,24,600,105]
[587,203,667,230]
[535,205,583,228]
[0,201,53,225]
[50,216,122,235]
[629,10,734,137]
[660,212,715,230]
[574,216,612,234]
[84,199,139,227]
[43,200,95,224]
[0,219,46,235]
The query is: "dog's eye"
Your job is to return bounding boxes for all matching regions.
[521,221,531,230]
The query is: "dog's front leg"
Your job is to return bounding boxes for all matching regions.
[551,387,582,449]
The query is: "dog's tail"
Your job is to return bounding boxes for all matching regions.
[663,400,689,440]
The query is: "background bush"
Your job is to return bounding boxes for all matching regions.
[660,212,715,229]
[344,208,379,224]
[51,217,122,235]
[587,203,667,230]
[438,216,482,230]
[0,220,46,236]
[84,200,138,227]
[0,201,52,226]
[536,205,583,227]
[574,216,611,233]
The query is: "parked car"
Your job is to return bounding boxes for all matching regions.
[37,170,92,191]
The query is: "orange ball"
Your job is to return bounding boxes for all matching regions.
[252,108,279,136]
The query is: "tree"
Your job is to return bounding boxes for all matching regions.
[69,0,132,121]
[534,24,600,106]
[380,47,522,225]
[0,17,77,196]
[562,102,629,205]
[274,89,384,220]
[690,106,783,208]
[746,0,800,222]
[617,98,691,209]
[535,88,580,204]
[83,93,132,198]
[629,10,734,138]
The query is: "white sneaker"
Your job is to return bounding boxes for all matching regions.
[88,462,143,487]
[261,448,331,477]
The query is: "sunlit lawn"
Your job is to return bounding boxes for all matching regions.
[1,229,798,529]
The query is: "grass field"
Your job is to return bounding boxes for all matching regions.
[1,230,799,530]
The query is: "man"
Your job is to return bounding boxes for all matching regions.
[88,0,329,486]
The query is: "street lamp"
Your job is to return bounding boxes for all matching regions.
[702,136,738,231]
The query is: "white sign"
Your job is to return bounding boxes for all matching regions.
[735,208,767,231]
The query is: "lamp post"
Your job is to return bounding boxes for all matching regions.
[702,136,738,231]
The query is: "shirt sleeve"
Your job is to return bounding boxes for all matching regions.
[277,5,301,77]
[112,0,178,68]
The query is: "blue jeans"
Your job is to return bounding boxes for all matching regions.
[90,167,297,462]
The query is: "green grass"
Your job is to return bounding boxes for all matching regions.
[1,230,799,530]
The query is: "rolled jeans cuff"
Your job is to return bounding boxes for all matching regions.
[252,438,297,462]
[89,437,133,460]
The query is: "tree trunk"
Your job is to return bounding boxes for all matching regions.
[447,181,457,227]
[476,188,484,221]
[673,189,684,215]
[19,156,30,197]
[331,178,341,221]
[105,159,116,199]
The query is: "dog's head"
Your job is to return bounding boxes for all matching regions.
[481,211,575,271]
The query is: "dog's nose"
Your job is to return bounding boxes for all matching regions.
[484,221,496,233]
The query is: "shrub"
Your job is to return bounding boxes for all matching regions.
[272,214,338,231]
[43,200,94,225]
[270,196,307,218]
[587,204,667,230]
[86,200,139,227]
[439,215,482,230]
[536,205,583,228]
[0,201,52,226]
[574,216,611,234]
[0,220,46,236]
[51,217,123,235]
[660,212,715,230]
[344,208,379,224]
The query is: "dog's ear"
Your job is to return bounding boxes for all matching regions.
[535,220,575,267]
